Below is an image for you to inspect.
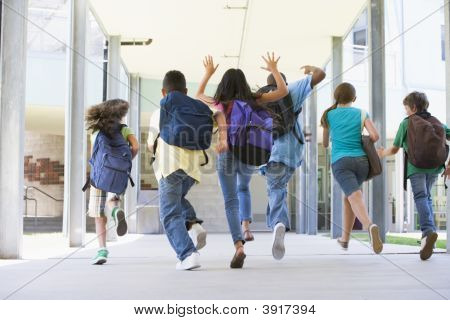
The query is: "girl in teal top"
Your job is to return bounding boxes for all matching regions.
[321,82,383,254]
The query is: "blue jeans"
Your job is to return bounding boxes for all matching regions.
[159,170,197,261]
[216,152,255,243]
[262,161,295,230]
[409,173,438,237]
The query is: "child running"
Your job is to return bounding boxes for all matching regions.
[378,91,450,260]
[196,53,289,268]
[85,99,139,265]
[321,83,383,254]
[148,70,227,270]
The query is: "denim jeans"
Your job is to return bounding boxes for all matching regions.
[216,152,255,243]
[261,161,295,230]
[159,169,197,261]
[409,173,438,237]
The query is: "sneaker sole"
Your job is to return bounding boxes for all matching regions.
[196,231,207,250]
[369,225,383,254]
[92,258,107,265]
[116,209,127,237]
[272,225,286,260]
[420,232,438,261]
[230,252,246,269]
[176,264,201,271]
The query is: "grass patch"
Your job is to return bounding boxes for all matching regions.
[349,233,446,249]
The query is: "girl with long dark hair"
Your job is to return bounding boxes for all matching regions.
[196,53,288,268]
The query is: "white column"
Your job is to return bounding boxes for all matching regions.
[368,0,387,242]
[306,90,318,235]
[64,0,87,247]
[106,35,121,241]
[394,152,405,233]
[125,74,140,233]
[107,36,121,99]
[330,36,344,239]
[444,0,450,254]
[0,0,28,259]
[297,107,308,234]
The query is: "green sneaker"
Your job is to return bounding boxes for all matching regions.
[111,207,128,237]
[92,248,109,265]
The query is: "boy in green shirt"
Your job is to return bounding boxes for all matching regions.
[379,92,450,261]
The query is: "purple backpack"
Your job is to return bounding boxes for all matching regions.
[227,100,273,166]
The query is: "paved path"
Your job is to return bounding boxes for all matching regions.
[0,233,449,300]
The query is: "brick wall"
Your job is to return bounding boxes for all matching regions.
[24,132,64,217]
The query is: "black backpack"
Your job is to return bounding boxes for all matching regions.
[257,85,303,144]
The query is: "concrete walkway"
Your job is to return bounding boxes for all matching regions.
[0,233,449,300]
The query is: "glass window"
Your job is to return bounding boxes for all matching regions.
[28,0,68,54]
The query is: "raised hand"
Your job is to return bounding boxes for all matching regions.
[203,55,219,76]
[261,52,280,73]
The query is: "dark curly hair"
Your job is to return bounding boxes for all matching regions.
[85,99,129,137]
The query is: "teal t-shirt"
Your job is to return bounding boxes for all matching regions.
[327,106,368,164]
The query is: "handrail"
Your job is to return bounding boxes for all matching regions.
[25,186,63,202]
[23,186,63,231]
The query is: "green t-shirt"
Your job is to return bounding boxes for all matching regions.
[393,118,450,177]
[91,126,134,145]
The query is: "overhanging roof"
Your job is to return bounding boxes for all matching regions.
[89,0,366,86]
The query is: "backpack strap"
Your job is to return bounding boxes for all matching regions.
[150,133,160,165]
[82,177,90,192]
[292,110,304,145]
[201,150,209,166]
[128,175,135,188]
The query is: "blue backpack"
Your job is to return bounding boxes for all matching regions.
[151,91,213,165]
[227,100,273,166]
[83,125,134,194]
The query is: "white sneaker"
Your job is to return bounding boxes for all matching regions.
[176,252,201,271]
[420,232,438,261]
[272,223,286,260]
[188,223,207,250]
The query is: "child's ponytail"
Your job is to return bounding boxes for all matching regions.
[320,102,338,129]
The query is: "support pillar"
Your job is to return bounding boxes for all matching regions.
[306,90,318,235]
[64,0,87,247]
[106,35,121,241]
[297,107,308,234]
[444,0,450,253]
[394,152,404,233]
[0,0,28,259]
[330,36,344,239]
[125,74,140,233]
[368,0,387,242]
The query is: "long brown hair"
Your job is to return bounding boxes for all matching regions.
[320,82,356,128]
[85,99,129,137]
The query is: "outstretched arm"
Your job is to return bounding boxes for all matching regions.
[301,65,326,88]
[256,52,289,104]
[377,146,400,158]
[196,55,218,100]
